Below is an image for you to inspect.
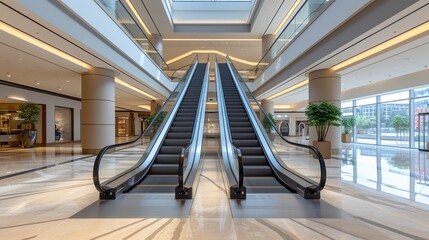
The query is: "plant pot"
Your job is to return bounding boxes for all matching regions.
[341,133,352,143]
[22,130,37,148]
[312,141,331,159]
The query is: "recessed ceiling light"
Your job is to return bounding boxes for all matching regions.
[66,80,70,83]
[58,88,62,91]
[6,72,11,78]
[8,96,27,102]
[36,82,40,85]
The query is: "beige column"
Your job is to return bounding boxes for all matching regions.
[262,34,277,62]
[81,68,115,154]
[260,99,274,121]
[308,69,341,149]
[150,100,161,115]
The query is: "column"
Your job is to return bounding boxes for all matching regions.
[308,69,341,149]
[150,100,161,115]
[81,68,115,154]
[288,116,296,136]
[100,0,116,16]
[148,34,163,67]
[261,34,277,62]
[260,99,274,121]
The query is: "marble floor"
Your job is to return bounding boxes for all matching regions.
[0,137,428,239]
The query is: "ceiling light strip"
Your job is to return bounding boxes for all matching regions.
[7,96,28,102]
[0,21,92,69]
[163,39,261,42]
[115,78,157,100]
[267,79,308,100]
[274,104,291,109]
[332,21,429,71]
[125,0,152,36]
[138,105,151,110]
[166,50,259,66]
[273,0,302,36]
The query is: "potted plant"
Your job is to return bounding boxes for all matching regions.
[305,101,341,159]
[341,116,355,143]
[262,112,276,141]
[18,103,41,148]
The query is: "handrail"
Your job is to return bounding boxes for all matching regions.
[226,56,326,194]
[215,59,245,196]
[93,55,198,194]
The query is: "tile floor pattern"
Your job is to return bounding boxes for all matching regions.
[0,137,428,239]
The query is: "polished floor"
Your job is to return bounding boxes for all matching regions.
[0,137,428,239]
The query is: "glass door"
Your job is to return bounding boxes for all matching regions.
[418,113,429,151]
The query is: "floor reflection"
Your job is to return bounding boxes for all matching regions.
[337,144,429,206]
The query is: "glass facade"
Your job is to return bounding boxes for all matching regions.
[342,87,429,148]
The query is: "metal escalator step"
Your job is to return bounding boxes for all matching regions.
[243,165,274,177]
[228,112,248,117]
[240,147,264,155]
[243,177,290,193]
[172,122,194,127]
[229,122,251,127]
[175,112,196,117]
[230,127,254,133]
[242,155,268,165]
[140,175,178,185]
[159,146,183,154]
[163,139,190,146]
[174,117,195,122]
[155,154,180,164]
[233,139,260,147]
[228,117,249,122]
[148,163,179,175]
[166,132,192,139]
[231,133,257,140]
[169,127,193,133]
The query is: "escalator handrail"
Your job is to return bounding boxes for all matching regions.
[215,61,244,190]
[226,56,326,194]
[177,62,209,193]
[93,55,198,194]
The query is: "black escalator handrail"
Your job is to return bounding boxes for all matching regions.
[215,61,243,190]
[93,55,198,194]
[226,56,326,194]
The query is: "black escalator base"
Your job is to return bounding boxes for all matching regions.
[219,63,290,195]
[127,64,207,195]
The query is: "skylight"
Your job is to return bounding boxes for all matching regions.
[164,0,258,24]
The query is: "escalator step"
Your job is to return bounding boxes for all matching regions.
[159,146,183,154]
[169,127,194,133]
[233,139,260,147]
[166,132,192,139]
[240,147,264,155]
[228,112,248,117]
[172,122,194,127]
[175,112,196,117]
[163,139,190,146]
[230,127,254,133]
[228,117,249,122]
[149,163,179,175]
[229,122,251,127]
[174,117,196,122]
[155,154,180,164]
[243,165,274,177]
[232,133,257,140]
[242,155,268,165]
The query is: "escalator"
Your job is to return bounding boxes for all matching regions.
[216,60,326,199]
[93,61,209,200]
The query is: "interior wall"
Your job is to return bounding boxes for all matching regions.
[0,84,81,143]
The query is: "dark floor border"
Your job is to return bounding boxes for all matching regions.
[0,155,95,181]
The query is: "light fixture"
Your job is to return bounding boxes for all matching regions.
[274,104,291,109]
[115,78,157,100]
[138,105,151,110]
[206,102,217,105]
[6,72,11,78]
[124,0,151,36]
[166,50,264,66]
[273,0,302,35]
[36,81,40,85]
[331,21,429,71]
[0,21,92,69]
[8,96,28,102]
[267,79,309,100]
[163,39,261,42]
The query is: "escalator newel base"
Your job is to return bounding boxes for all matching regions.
[175,186,193,199]
[298,185,321,199]
[230,186,246,199]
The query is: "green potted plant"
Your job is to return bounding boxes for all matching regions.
[305,101,341,158]
[18,103,41,148]
[262,112,276,141]
[341,116,355,143]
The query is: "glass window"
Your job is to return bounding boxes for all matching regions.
[413,86,429,98]
[380,100,409,147]
[356,104,377,144]
[356,97,376,106]
[380,91,409,102]
[341,101,353,108]
[413,97,429,148]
